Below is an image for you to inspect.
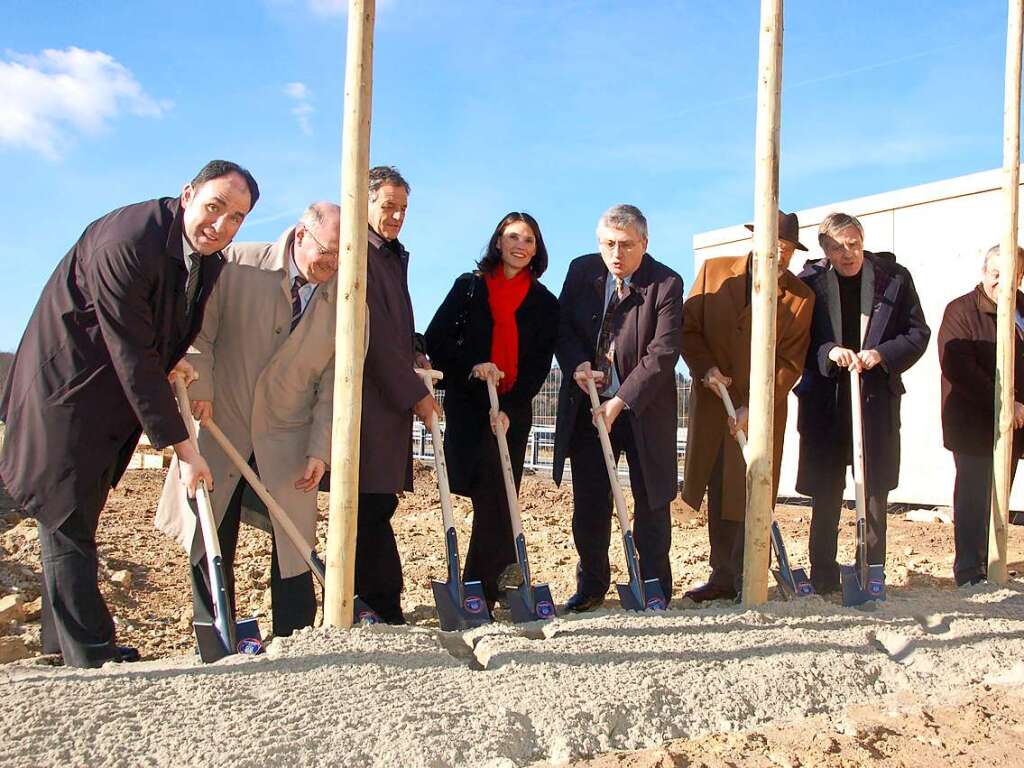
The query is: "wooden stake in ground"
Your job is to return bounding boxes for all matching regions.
[741,0,784,607]
[324,0,376,628]
[989,0,1024,585]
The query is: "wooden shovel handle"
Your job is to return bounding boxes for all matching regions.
[713,380,749,460]
[485,376,525,538]
[584,376,633,535]
[415,368,457,531]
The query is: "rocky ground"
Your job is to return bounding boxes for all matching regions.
[1,462,1023,766]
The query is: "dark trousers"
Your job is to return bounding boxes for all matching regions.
[355,492,404,618]
[463,435,519,605]
[706,446,744,592]
[39,463,119,668]
[951,452,1019,586]
[808,459,887,592]
[191,461,316,638]
[568,405,672,600]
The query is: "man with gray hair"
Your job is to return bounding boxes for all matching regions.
[553,204,683,612]
[938,244,1024,586]
[157,201,342,638]
[354,166,439,624]
[795,212,930,594]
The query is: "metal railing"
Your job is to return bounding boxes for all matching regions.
[413,369,692,486]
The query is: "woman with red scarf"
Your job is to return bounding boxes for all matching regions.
[425,212,559,611]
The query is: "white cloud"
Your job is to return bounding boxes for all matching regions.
[284,81,315,135]
[0,46,170,160]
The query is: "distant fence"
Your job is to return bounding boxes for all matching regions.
[413,368,692,486]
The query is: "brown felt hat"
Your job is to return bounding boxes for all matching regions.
[744,211,808,251]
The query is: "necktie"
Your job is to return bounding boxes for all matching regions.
[594,278,626,386]
[290,275,308,332]
[184,255,201,318]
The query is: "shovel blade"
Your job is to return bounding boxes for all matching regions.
[432,579,490,631]
[617,578,667,612]
[507,583,557,623]
[840,564,886,607]
[353,596,381,625]
[194,616,263,663]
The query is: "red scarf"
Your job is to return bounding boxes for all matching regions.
[485,268,531,394]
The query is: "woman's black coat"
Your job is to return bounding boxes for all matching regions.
[425,271,560,495]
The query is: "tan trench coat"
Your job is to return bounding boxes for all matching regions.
[155,227,335,577]
[680,254,814,522]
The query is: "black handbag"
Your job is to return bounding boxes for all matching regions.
[454,273,479,348]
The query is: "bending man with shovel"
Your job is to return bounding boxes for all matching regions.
[680,211,814,603]
[157,202,342,639]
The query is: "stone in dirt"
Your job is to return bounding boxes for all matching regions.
[110,570,133,589]
[0,595,24,624]
[0,637,31,664]
[21,598,41,623]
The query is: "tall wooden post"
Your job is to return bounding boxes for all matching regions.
[324,0,375,628]
[989,0,1023,585]
[741,0,784,607]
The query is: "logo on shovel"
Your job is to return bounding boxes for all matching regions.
[646,596,667,610]
[237,637,263,655]
[535,601,555,619]
[463,596,486,614]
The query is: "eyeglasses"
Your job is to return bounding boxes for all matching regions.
[303,226,339,260]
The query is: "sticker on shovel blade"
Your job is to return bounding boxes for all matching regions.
[796,581,814,596]
[646,596,667,610]
[237,637,263,655]
[868,579,884,596]
[535,601,555,619]
[463,595,486,614]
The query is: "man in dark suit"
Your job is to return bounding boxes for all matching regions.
[795,212,930,595]
[938,244,1024,586]
[355,166,439,624]
[0,160,259,666]
[554,204,683,612]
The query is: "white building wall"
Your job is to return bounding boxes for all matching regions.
[692,168,1024,508]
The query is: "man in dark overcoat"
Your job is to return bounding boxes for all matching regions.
[938,244,1024,586]
[0,160,259,666]
[554,204,683,612]
[795,212,930,594]
[356,166,439,624]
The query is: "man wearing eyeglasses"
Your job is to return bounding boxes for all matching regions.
[553,204,684,612]
[157,202,341,639]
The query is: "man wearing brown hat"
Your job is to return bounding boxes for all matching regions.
[680,211,815,601]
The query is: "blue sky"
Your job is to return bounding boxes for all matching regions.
[0,0,1015,351]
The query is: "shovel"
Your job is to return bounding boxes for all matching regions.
[201,419,380,625]
[484,376,556,622]
[713,380,814,598]
[584,375,667,611]
[841,369,886,606]
[416,368,491,631]
[172,378,262,662]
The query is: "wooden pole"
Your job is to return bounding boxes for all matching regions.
[324,0,375,628]
[990,0,1023,585]
[741,0,784,607]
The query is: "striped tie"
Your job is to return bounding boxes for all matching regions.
[184,255,201,318]
[290,275,308,332]
[594,277,626,384]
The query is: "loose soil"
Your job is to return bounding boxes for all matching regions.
[1,463,1023,767]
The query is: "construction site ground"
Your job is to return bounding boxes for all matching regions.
[1,463,1023,767]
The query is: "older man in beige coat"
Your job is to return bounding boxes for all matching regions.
[157,202,340,637]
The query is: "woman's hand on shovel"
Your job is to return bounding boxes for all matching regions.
[295,457,326,493]
[489,409,510,435]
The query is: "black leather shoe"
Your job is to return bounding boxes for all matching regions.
[683,582,737,603]
[564,593,604,613]
[377,610,407,626]
[115,645,141,663]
